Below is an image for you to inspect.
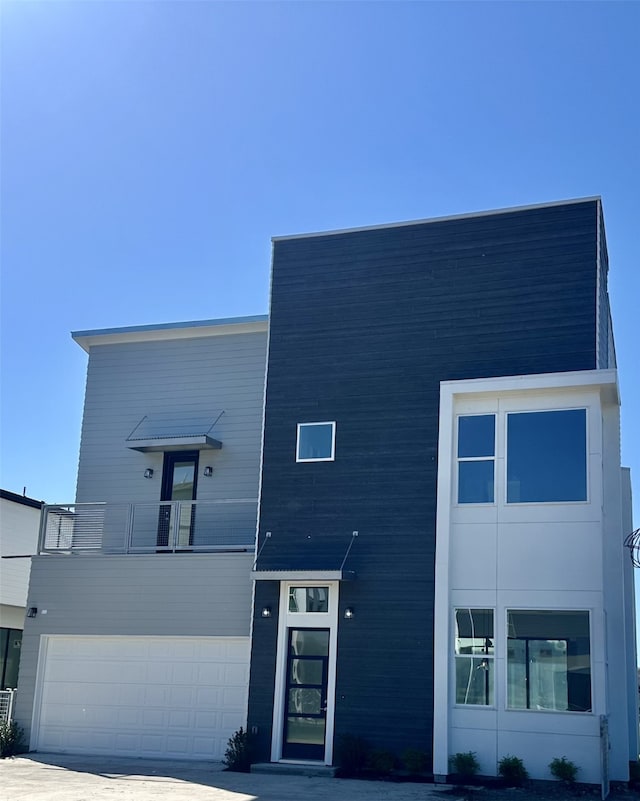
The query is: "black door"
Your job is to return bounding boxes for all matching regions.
[157,451,199,548]
[282,628,329,760]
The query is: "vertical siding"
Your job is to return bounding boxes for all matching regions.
[249,200,603,761]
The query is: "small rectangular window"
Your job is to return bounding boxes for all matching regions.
[507,409,587,503]
[288,587,329,613]
[457,415,495,503]
[507,610,591,712]
[454,608,494,705]
[296,422,336,462]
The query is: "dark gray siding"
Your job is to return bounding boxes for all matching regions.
[249,200,602,761]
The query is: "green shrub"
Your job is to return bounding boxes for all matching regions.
[223,727,253,772]
[335,734,371,777]
[402,748,429,774]
[498,754,528,786]
[449,751,480,779]
[0,722,27,758]
[549,756,578,783]
[368,748,395,775]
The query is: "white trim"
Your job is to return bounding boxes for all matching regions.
[272,198,601,242]
[296,422,336,463]
[29,634,50,751]
[72,318,268,353]
[270,581,339,765]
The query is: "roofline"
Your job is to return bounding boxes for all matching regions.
[72,314,268,352]
[0,489,44,509]
[272,196,602,242]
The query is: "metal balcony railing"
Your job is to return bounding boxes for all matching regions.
[38,500,257,554]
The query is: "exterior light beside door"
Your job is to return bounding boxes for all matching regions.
[27,607,38,618]
[261,607,272,618]
[144,468,154,479]
[203,466,213,477]
[344,607,354,619]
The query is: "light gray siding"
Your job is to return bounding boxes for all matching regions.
[75,330,267,507]
[15,552,254,740]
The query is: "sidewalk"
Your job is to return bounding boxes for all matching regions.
[0,754,461,801]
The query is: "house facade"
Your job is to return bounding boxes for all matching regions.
[14,198,637,784]
[0,489,43,690]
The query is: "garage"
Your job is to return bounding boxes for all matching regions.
[32,635,249,760]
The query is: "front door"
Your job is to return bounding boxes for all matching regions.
[157,451,199,548]
[282,628,329,760]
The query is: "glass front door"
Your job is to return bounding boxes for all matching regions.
[157,451,199,548]
[282,628,329,760]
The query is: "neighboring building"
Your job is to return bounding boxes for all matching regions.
[14,198,637,785]
[0,489,43,689]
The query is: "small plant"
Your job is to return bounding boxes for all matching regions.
[335,734,371,777]
[549,756,578,784]
[402,748,429,775]
[498,754,528,786]
[223,727,253,772]
[368,748,396,775]
[0,722,27,758]
[449,750,480,780]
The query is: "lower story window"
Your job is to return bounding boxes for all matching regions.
[507,610,591,712]
[454,608,494,705]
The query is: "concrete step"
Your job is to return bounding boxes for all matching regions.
[251,762,336,778]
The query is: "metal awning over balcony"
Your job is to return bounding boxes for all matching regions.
[126,412,224,452]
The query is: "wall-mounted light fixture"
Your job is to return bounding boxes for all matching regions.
[344,607,354,619]
[203,466,213,477]
[27,607,38,618]
[261,607,272,618]
[144,468,154,479]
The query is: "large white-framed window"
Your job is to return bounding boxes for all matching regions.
[296,422,336,462]
[506,408,587,503]
[453,608,494,706]
[506,609,592,712]
[456,414,496,504]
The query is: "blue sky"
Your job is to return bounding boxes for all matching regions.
[1,3,638,511]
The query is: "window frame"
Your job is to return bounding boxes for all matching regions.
[453,607,495,707]
[504,407,589,505]
[296,422,336,463]
[455,413,496,505]
[505,608,592,714]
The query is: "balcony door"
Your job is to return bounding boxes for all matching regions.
[157,451,199,548]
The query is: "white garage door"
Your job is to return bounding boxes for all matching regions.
[34,636,249,760]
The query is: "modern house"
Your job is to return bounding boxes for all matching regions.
[14,198,637,785]
[0,489,43,690]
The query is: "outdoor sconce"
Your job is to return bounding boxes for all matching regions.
[144,468,154,479]
[27,607,38,618]
[344,607,354,619]
[261,607,272,618]
[203,466,213,477]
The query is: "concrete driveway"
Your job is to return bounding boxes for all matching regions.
[0,754,461,801]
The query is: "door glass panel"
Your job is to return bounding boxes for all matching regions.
[288,688,321,714]
[288,586,329,613]
[289,629,329,657]
[286,716,325,745]
[290,658,323,685]
[171,462,195,500]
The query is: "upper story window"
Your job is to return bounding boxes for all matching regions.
[457,415,495,504]
[506,409,587,503]
[296,422,336,462]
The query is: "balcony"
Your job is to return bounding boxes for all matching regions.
[38,500,257,554]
